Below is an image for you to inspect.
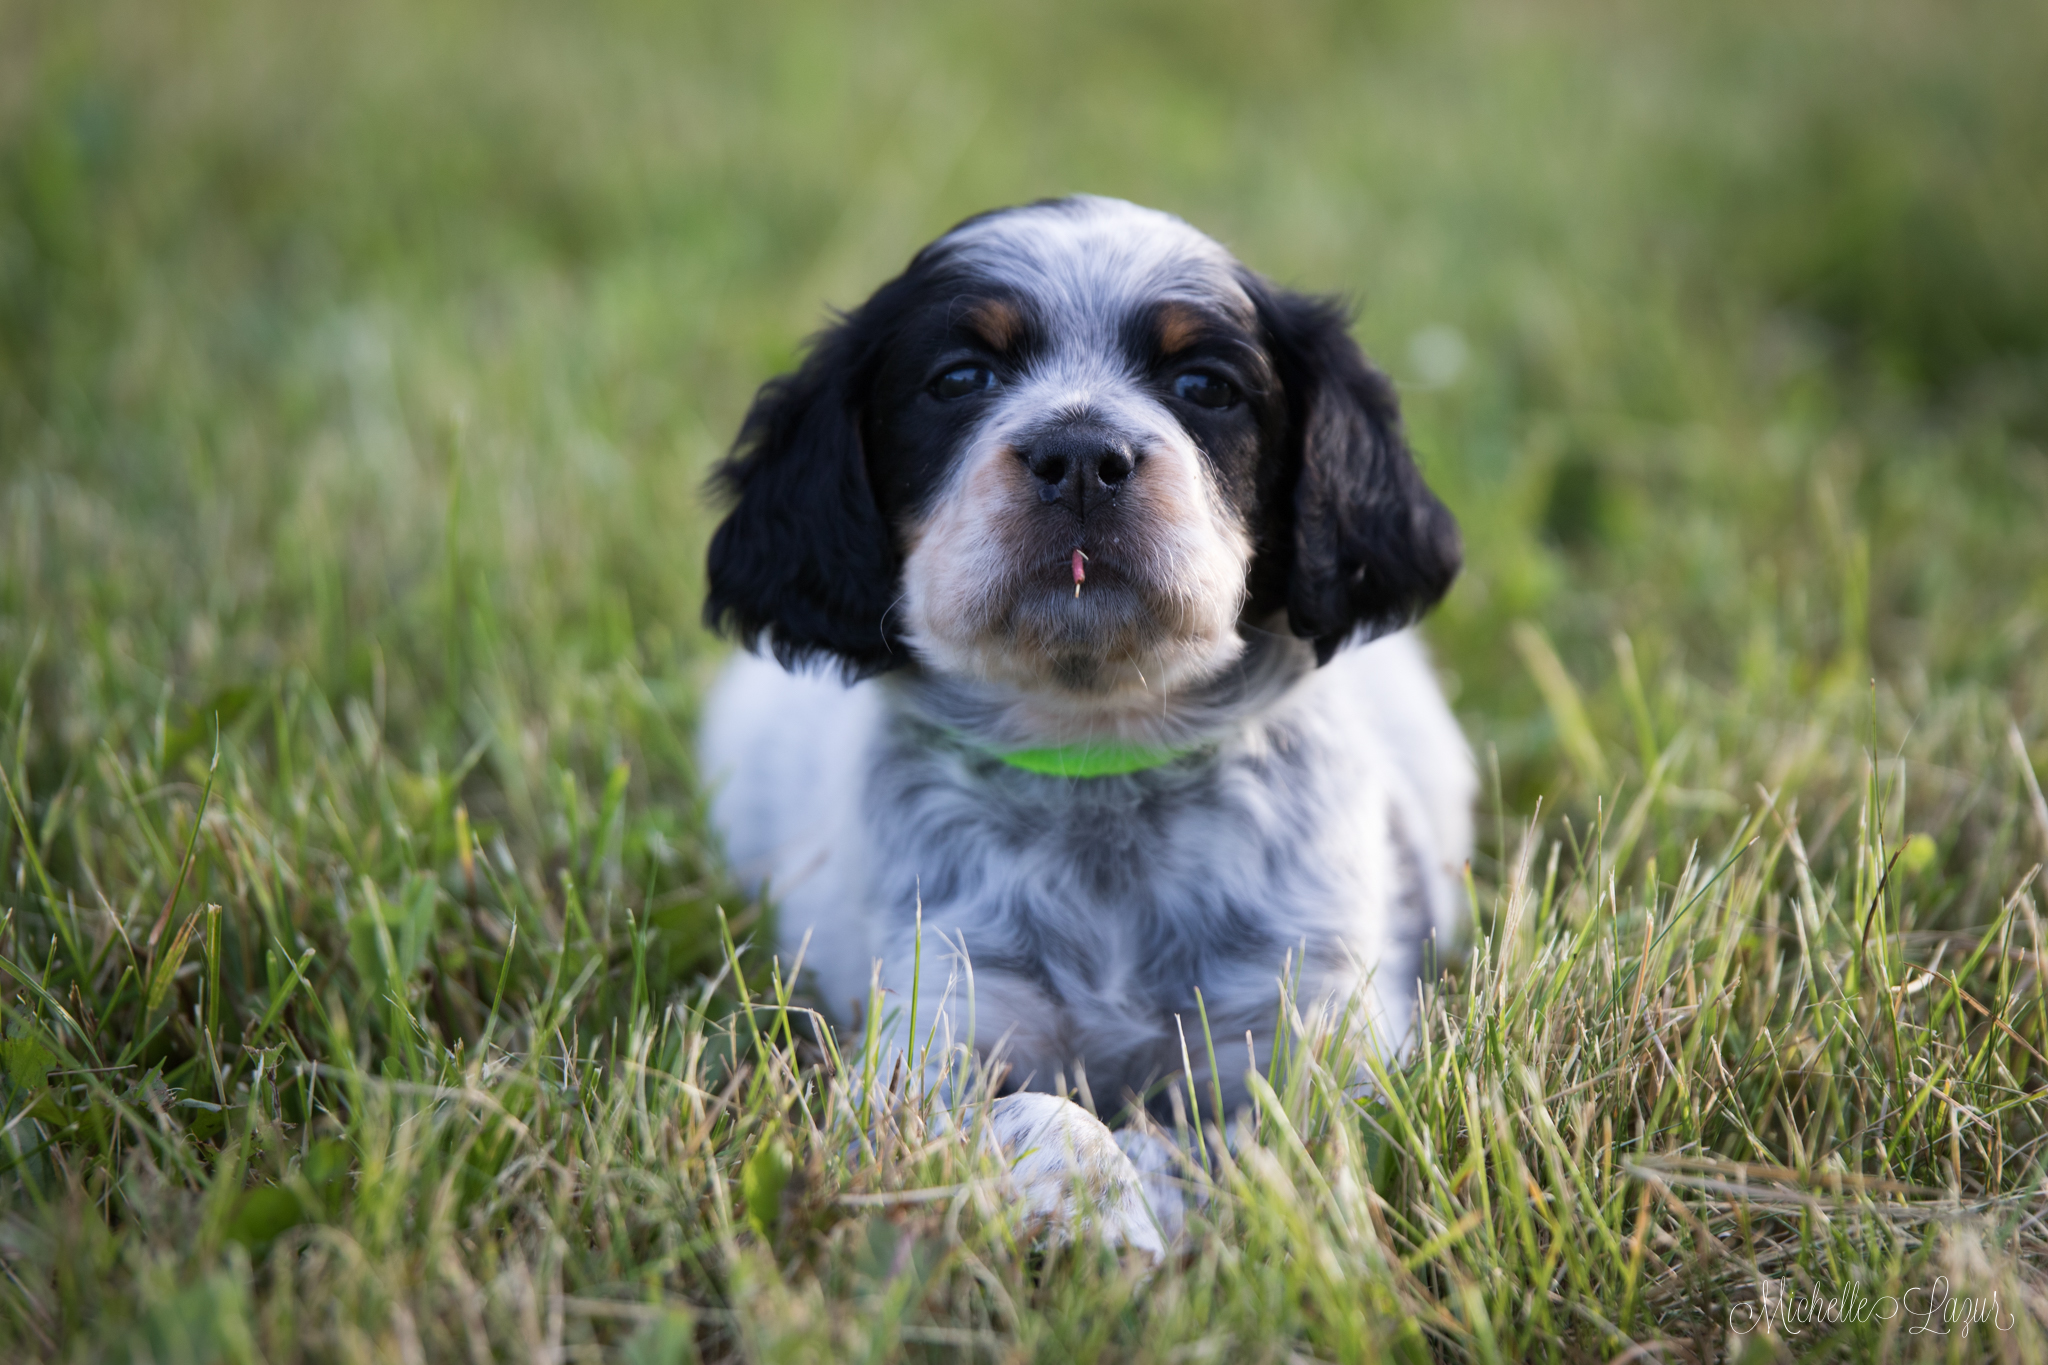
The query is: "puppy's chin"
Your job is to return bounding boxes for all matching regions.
[903,558,1246,702]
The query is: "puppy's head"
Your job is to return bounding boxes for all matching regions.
[705,196,1460,699]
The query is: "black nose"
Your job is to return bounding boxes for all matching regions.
[1022,426,1137,518]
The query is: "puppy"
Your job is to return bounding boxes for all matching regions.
[699,196,1472,1252]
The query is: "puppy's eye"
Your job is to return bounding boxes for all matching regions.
[929,365,996,400]
[1174,371,1239,410]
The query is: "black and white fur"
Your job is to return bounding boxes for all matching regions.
[699,196,1472,1251]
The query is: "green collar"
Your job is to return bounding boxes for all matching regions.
[995,739,1202,778]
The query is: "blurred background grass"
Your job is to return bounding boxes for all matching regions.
[4,0,2048,1356]
[4,0,2045,801]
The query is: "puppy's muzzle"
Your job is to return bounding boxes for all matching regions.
[1021,422,1139,521]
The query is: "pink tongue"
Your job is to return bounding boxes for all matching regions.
[1071,548,1086,584]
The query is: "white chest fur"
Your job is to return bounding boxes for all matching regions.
[700,629,1473,1120]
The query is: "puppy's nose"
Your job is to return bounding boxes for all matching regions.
[1023,428,1137,518]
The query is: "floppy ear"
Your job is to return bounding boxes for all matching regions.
[702,322,904,677]
[1254,285,1462,664]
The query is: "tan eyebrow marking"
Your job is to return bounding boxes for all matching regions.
[961,298,1023,352]
[1156,301,1209,356]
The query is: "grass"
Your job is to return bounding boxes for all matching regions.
[3,0,2048,1359]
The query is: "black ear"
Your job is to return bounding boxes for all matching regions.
[702,321,903,677]
[1253,284,1462,664]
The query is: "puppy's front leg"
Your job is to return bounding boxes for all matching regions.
[864,941,1181,1257]
[985,1093,1170,1262]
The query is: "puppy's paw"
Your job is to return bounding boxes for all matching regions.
[985,1093,1167,1262]
[1112,1124,1201,1248]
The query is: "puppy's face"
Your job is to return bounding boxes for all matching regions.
[706,197,1460,706]
[872,206,1277,696]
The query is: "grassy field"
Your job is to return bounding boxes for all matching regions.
[4,0,2048,1359]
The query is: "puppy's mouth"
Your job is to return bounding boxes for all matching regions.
[976,543,1179,687]
[1026,541,1131,599]
[1011,537,1160,616]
